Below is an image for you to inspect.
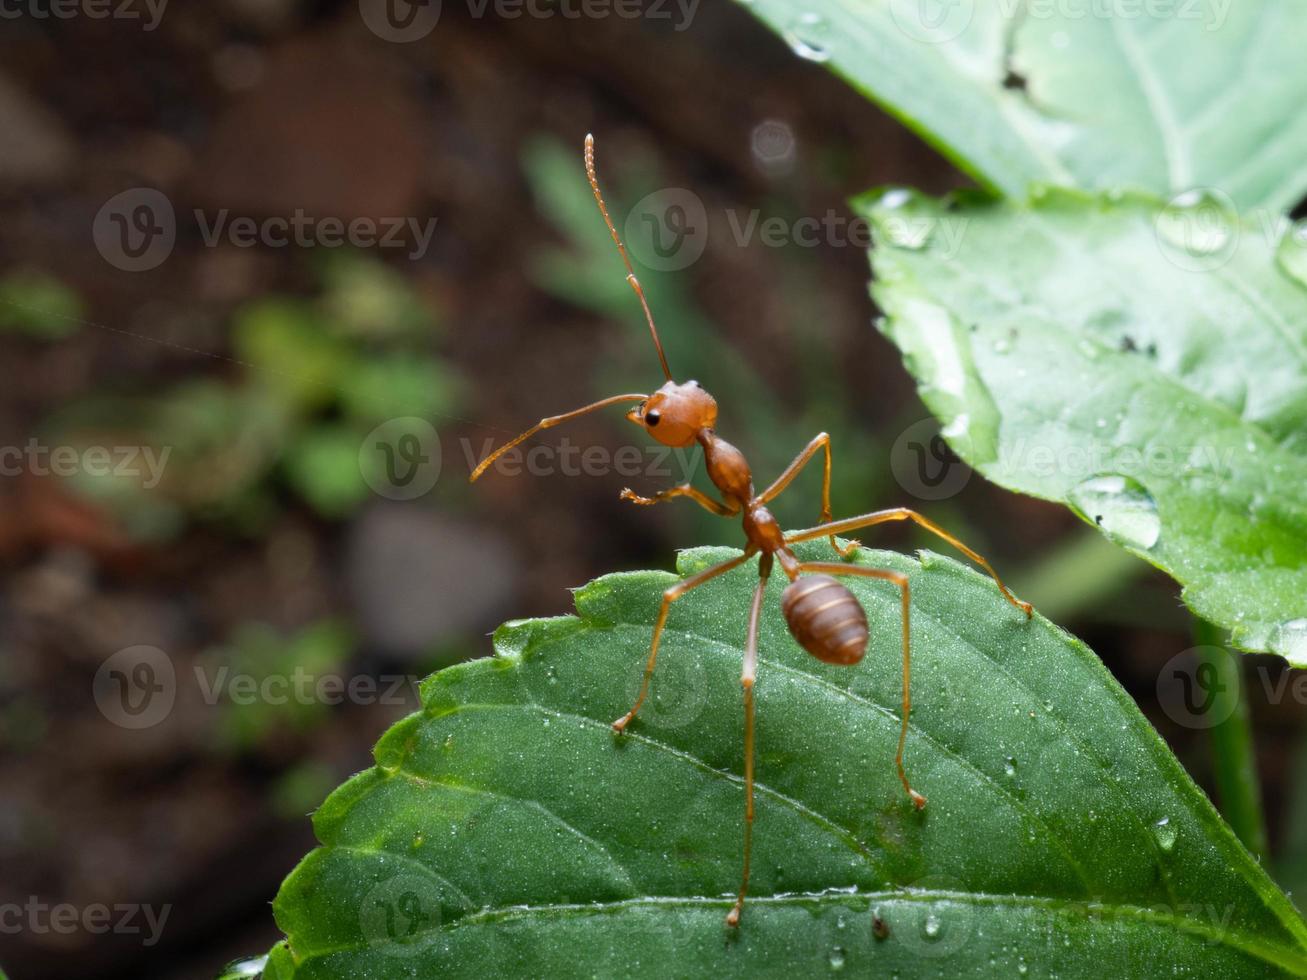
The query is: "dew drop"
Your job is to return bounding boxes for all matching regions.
[1004,757,1017,778]
[784,12,833,63]
[923,913,942,939]
[1271,619,1307,665]
[879,188,912,210]
[1275,220,1307,289]
[1153,816,1177,853]
[1069,474,1161,550]
[219,956,268,979]
[993,337,1013,355]
[1155,189,1237,262]
[829,946,847,970]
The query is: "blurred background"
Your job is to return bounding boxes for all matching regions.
[0,3,1301,978]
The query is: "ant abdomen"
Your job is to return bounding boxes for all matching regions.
[781,574,869,666]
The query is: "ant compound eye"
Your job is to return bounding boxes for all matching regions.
[645,410,661,427]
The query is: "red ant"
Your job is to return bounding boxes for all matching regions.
[471,134,1033,927]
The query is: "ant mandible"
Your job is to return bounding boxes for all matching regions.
[471,134,1033,928]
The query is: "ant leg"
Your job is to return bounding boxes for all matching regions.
[756,432,857,559]
[613,549,756,732]
[727,556,771,928]
[793,561,925,809]
[620,484,740,517]
[469,393,648,482]
[786,508,1032,617]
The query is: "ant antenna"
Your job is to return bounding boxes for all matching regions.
[584,133,673,382]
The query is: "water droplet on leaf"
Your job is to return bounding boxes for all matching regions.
[785,13,833,62]
[1271,619,1307,665]
[1275,220,1307,289]
[1069,474,1161,550]
[1153,817,1177,853]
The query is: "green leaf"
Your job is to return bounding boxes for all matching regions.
[862,187,1307,660]
[337,355,461,424]
[0,269,84,339]
[736,1,1307,210]
[282,425,372,519]
[261,545,1306,977]
[232,298,352,413]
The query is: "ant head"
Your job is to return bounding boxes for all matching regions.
[628,380,716,447]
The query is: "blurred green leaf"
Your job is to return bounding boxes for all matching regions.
[205,619,354,752]
[283,425,371,519]
[861,187,1307,660]
[320,252,436,340]
[233,298,351,412]
[0,269,83,339]
[273,761,339,821]
[263,545,1304,977]
[738,1,1307,210]
[338,354,460,424]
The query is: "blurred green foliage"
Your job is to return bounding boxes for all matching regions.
[202,618,354,753]
[44,253,458,538]
[0,269,84,339]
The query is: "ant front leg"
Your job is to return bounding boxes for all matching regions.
[620,484,739,517]
[612,549,756,733]
[756,432,857,559]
